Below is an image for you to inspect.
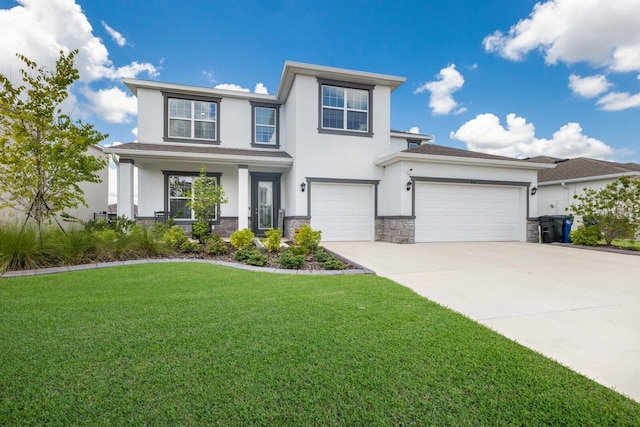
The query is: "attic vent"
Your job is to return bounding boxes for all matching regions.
[555,158,570,163]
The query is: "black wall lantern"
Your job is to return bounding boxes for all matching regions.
[530,186,537,196]
[406,180,412,191]
[301,182,306,192]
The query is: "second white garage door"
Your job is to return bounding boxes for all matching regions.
[415,182,524,242]
[310,183,374,241]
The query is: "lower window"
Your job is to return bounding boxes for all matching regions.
[167,173,220,220]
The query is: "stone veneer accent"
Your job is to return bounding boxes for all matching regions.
[284,217,310,240]
[375,217,415,244]
[527,218,540,243]
[213,217,239,238]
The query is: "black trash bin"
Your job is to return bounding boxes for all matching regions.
[539,215,563,243]
[561,216,573,243]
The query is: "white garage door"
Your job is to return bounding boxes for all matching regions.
[415,182,523,242]
[310,183,374,241]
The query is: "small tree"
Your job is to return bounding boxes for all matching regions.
[570,176,640,245]
[187,166,228,241]
[0,50,108,235]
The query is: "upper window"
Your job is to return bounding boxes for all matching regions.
[407,139,421,149]
[251,102,280,147]
[318,79,373,137]
[163,93,221,143]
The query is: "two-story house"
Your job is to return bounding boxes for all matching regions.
[105,61,552,243]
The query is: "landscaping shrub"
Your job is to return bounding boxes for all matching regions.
[277,247,306,269]
[191,221,210,243]
[0,223,43,271]
[94,229,134,261]
[321,257,347,270]
[571,225,602,246]
[179,240,201,254]
[230,228,255,250]
[313,248,347,270]
[293,224,322,254]
[205,234,228,255]
[41,227,96,266]
[164,226,189,249]
[128,225,172,257]
[262,228,282,253]
[234,247,268,266]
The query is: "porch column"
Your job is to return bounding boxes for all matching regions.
[238,165,249,229]
[118,159,135,219]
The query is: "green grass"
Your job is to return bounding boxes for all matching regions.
[1,264,638,425]
[610,239,640,250]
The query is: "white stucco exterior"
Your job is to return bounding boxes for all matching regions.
[104,61,551,242]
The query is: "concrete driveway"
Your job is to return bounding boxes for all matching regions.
[323,241,640,402]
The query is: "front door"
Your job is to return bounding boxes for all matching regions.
[250,173,281,236]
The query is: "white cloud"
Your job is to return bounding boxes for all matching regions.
[82,86,137,123]
[202,69,215,84]
[0,0,157,85]
[101,21,126,47]
[483,0,640,75]
[568,74,611,98]
[408,126,420,134]
[214,83,250,92]
[101,141,122,148]
[131,127,138,137]
[596,92,640,111]
[414,64,466,115]
[450,113,613,159]
[254,82,268,94]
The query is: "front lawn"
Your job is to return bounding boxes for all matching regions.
[1,264,638,425]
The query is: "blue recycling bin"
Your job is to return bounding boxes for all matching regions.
[561,216,573,243]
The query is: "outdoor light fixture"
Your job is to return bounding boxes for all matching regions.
[406,180,412,191]
[530,186,538,196]
[301,182,306,192]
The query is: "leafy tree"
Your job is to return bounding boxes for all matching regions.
[570,176,640,245]
[187,165,228,241]
[0,50,108,235]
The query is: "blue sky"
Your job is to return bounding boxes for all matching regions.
[1,0,640,201]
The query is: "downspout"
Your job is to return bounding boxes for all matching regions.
[560,182,569,212]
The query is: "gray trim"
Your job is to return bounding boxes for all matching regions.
[410,176,532,219]
[162,92,221,144]
[162,170,223,223]
[376,215,416,220]
[250,101,280,149]
[305,177,380,222]
[249,172,282,236]
[317,78,374,138]
[284,216,311,220]
[119,158,135,164]
[412,177,530,186]
[238,164,249,169]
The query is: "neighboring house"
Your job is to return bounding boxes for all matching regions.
[529,156,640,224]
[105,62,552,243]
[0,144,109,225]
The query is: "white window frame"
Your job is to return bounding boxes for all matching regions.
[250,102,280,148]
[317,79,373,137]
[165,172,222,221]
[163,93,221,143]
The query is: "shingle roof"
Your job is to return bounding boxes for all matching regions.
[107,142,293,159]
[403,143,530,162]
[526,157,640,182]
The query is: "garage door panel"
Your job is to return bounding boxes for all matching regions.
[311,183,373,241]
[415,182,523,242]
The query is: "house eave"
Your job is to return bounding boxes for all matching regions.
[539,171,640,186]
[390,130,434,141]
[105,147,293,168]
[375,152,557,170]
[123,78,280,103]
[277,61,406,101]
